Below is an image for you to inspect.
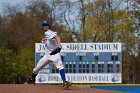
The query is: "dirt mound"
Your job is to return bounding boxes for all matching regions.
[0,84,124,93]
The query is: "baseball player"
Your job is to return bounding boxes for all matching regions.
[29,20,72,88]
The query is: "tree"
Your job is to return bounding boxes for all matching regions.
[25,0,73,43]
[12,46,34,83]
[79,0,139,83]
[0,47,16,83]
[0,0,73,83]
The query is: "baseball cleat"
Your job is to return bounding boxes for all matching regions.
[63,81,72,89]
[27,79,35,84]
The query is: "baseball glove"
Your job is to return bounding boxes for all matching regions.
[50,47,62,55]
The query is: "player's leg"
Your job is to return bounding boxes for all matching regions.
[54,60,66,83]
[51,53,72,88]
[30,54,50,83]
[54,59,72,88]
[50,53,66,82]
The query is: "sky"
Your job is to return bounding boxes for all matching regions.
[0,0,26,14]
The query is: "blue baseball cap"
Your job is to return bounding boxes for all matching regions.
[42,20,50,26]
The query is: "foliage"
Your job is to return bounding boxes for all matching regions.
[0,46,34,83]
[12,46,35,83]
[0,0,140,83]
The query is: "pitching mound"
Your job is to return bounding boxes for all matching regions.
[0,84,124,93]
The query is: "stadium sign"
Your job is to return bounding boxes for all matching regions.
[36,43,121,52]
[35,43,122,83]
[36,73,121,83]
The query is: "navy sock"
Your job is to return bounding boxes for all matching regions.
[32,73,37,82]
[59,69,66,82]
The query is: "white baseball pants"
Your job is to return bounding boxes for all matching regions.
[33,53,64,74]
